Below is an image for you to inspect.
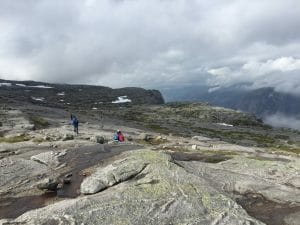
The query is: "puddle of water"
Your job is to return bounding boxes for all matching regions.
[0,144,142,219]
[0,192,56,219]
[236,193,300,225]
[169,152,231,163]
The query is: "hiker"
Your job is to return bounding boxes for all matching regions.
[113,130,125,142]
[71,115,79,134]
[118,130,125,142]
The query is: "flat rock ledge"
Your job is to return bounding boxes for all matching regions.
[1,149,264,225]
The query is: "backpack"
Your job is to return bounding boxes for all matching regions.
[118,134,125,142]
[73,118,79,126]
[113,134,119,141]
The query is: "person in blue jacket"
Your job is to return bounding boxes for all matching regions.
[70,114,79,134]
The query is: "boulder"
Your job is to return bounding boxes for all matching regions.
[80,158,147,194]
[36,178,59,191]
[139,133,152,141]
[62,133,74,141]
[90,136,105,144]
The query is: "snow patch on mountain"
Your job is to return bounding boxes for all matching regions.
[112,96,132,104]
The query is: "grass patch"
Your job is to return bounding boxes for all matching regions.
[272,146,300,155]
[193,127,276,147]
[29,116,50,129]
[200,150,239,156]
[0,134,31,143]
[145,124,170,134]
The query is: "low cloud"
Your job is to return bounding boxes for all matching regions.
[207,57,300,95]
[264,113,300,130]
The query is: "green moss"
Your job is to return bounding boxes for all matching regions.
[0,134,31,143]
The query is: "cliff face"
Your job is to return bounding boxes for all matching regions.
[0,79,165,108]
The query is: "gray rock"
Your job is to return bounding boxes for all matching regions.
[80,158,147,194]
[90,136,105,144]
[62,133,74,141]
[0,157,48,196]
[180,156,300,205]
[139,133,152,141]
[37,178,59,191]
[10,150,264,225]
[30,150,66,168]
[284,212,300,225]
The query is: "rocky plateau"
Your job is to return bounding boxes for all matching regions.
[0,80,299,225]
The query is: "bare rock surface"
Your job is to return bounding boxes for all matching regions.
[5,150,264,225]
[179,155,300,204]
[30,150,67,168]
[0,157,48,195]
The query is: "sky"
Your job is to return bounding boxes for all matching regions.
[0,0,300,94]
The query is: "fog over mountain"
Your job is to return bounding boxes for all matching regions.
[0,0,300,95]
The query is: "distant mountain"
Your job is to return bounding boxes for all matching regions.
[0,79,164,108]
[161,85,300,120]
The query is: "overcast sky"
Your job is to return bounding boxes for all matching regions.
[0,0,300,94]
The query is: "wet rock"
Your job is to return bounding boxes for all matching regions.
[36,178,59,191]
[63,178,72,184]
[65,173,72,178]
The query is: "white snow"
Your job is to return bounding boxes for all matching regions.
[0,82,12,87]
[28,85,53,89]
[57,92,65,96]
[16,83,26,87]
[217,123,234,127]
[112,96,132,104]
[31,97,45,102]
[14,84,53,88]
[92,107,98,110]
[59,99,64,102]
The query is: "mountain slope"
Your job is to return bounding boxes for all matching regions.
[0,79,164,108]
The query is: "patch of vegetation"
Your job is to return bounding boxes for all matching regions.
[200,150,239,156]
[0,121,2,127]
[272,146,300,155]
[29,116,50,129]
[0,134,31,143]
[193,127,276,147]
[145,123,170,134]
[274,134,290,140]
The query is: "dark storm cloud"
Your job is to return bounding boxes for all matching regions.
[0,0,300,92]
